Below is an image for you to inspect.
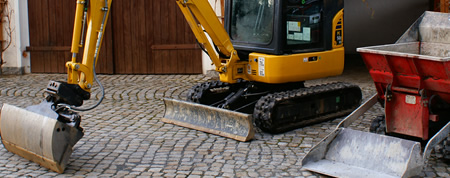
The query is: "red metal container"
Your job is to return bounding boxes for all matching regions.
[357,11,450,140]
[358,41,450,140]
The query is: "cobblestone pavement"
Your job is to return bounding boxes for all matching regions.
[0,66,448,177]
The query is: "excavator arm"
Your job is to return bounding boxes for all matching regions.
[68,0,111,91]
[176,0,246,83]
[46,0,112,108]
[162,0,256,142]
[0,0,112,173]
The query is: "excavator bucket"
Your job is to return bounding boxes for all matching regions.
[162,98,255,142]
[301,95,425,178]
[0,103,83,173]
[302,128,424,178]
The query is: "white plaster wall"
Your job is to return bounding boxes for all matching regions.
[1,0,30,74]
[2,0,17,69]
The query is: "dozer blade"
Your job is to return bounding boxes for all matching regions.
[162,98,254,142]
[0,104,83,173]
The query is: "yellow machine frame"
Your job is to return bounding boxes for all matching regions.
[177,0,345,84]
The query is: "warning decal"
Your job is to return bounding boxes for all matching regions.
[258,57,265,77]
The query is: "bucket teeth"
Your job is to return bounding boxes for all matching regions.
[0,104,84,173]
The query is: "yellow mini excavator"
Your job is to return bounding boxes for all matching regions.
[0,0,362,173]
[163,0,362,141]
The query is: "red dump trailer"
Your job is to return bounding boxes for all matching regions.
[302,11,450,178]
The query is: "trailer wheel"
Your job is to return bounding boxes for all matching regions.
[445,137,450,161]
[442,136,450,163]
[434,136,450,163]
[369,116,386,135]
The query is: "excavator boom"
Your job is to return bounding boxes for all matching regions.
[174,0,245,84]
[162,0,256,141]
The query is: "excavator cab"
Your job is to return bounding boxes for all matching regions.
[218,0,348,84]
[226,0,343,55]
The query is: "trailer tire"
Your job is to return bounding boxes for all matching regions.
[444,136,450,163]
[434,136,450,163]
[369,116,386,135]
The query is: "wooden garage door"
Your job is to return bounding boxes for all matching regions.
[112,0,201,74]
[27,0,202,74]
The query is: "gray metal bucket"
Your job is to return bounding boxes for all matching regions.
[302,94,450,178]
[0,104,84,173]
[162,98,255,142]
[302,128,424,178]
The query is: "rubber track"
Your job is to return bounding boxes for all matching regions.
[253,82,362,133]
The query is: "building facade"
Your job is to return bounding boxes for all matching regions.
[0,0,434,75]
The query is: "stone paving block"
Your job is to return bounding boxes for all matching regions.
[0,71,448,177]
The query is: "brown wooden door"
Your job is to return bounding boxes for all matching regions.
[27,0,114,74]
[111,0,201,74]
[27,0,202,74]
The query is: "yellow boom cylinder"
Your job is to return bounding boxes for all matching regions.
[71,0,85,57]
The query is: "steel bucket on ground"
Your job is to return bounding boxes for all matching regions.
[0,104,83,173]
